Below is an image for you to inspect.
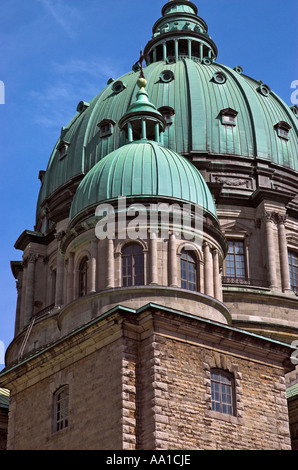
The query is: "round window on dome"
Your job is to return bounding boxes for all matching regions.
[258,84,271,97]
[202,57,212,65]
[233,66,243,74]
[112,81,126,94]
[160,70,175,83]
[290,105,298,117]
[213,72,227,84]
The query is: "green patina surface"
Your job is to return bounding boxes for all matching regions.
[70,139,217,221]
[36,0,298,222]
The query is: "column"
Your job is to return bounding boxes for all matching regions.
[107,238,115,288]
[212,249,221,301]
[24,253,38,325]
[203,242,213,297]
[169,234,178,287]
[174,39,179,61]
[153,48,157,62]
[20,260,27,329]
[264,212,277,289]
[90,240,97,293]
[200,43,203,60]
[163,42,167,61]
[188,39,192,59]
[155,123,160,143]
[128,122,133,142]
[141,120,147,140]
[14,273,23,335]
[150,232,158,285]
[55,231,65,306]
[277,214,291,292]
[67,252,75,302]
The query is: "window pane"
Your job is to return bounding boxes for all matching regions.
[54,386,69,432]
[210,370,234,416]
[180,249,197,291]
[289,251,298,292]
[225,241,246,279]
[122,244,144,287]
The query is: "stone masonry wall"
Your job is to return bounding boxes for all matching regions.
[5,311,293,450]
[7,336,125,450]
[145,334,291,450]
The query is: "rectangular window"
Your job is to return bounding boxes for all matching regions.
[211,370,234,416]
[289,251,298,293]
[225,240,246,279]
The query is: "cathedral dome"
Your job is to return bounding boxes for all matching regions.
[35,0,298,228]
[69,139,217,223]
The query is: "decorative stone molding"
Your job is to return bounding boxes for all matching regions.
[55,230,66,242]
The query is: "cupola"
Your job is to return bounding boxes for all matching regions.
[143,0,218,65]
[118,77,166,143]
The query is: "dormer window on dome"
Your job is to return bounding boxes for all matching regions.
[213,72,227,85]
[257,83,271,97]
[274,121,291,140]
[112,80,126,94]
[57,140,70,159]
[290,105,298,118]
[97,119,116,138]
[219,108,238,126]
[77,101,90,113]
[158,106,175,125]
[160,70,175,83]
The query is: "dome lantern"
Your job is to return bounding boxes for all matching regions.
[144,0,218,65]
[118,75,166,144]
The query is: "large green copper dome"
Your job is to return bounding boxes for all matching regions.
[69,139,217,222]
[35,0,298,227]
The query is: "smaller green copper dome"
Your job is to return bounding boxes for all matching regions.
[69,140,217,222]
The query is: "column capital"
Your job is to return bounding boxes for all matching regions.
[264,211,277,224]
[276,213,287,225]
[25,252,39,264]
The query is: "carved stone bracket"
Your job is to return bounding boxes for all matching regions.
[55,230,66,242]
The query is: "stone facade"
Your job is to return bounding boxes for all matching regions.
[2,307,294,450]
[1,0,298,451]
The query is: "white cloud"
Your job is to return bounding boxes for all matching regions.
[37,0,79,39]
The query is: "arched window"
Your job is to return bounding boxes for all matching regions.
[180,248,197,291]
[79,257,89,297]
[210,370,235,416]
[53,385,69,432]
[122,244,144,287]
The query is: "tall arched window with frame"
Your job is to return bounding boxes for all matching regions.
[53,385,69,432]
[122,244,144,287]
[180,248,197,291]
[79,257,89,297]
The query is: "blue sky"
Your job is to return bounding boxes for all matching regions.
[0,0,297,366]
